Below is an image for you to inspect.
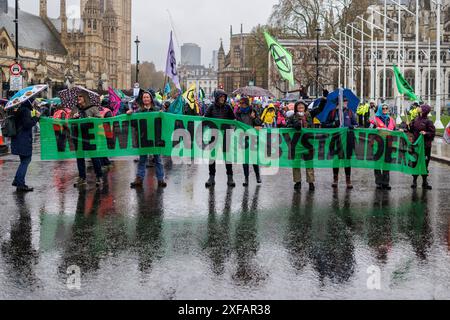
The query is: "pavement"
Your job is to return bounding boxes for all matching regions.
[432,138,450,165]
[0,133,449,299]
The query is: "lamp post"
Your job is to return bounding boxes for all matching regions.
[432,0,444,129]
[315,28,321,98]
[14,0,19,62]
[134,36,140,84]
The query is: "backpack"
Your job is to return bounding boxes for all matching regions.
[1,113,18,138]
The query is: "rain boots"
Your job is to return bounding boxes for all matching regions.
[130,176,143,188]
[205,175,216,188]
[227,175,236,188]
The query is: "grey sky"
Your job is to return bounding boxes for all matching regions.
[15,0,277,70]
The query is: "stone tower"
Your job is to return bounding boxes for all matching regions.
[40,0,47,18]
[60,0,68,45]
[103,0,119,88]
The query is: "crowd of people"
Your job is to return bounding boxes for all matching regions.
[0,87,437,194]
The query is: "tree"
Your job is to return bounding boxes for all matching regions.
[130,61,166,90]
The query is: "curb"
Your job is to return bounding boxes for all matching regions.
[432,155,450,165]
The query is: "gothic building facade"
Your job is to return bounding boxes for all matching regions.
[0,0,131,97]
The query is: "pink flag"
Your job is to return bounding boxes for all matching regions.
[109,87,122,116]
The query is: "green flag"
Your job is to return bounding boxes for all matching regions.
[264,32,295,86]
[393,64,420,102]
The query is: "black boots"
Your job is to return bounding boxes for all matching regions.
[243,177,249,187]
[422,177,432,190]
[227,175,236,188]
[411,176,418,189]
[16,185,34,193]
[205,175,216,188]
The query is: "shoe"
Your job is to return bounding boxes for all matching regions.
[256,177,262,184]
[376,184,383,190]
[309,183,315,191]
[346,176,353,190]
[158,180,167,188]
[243,177,249,187]
[332,176,339,188]
[96,177,103,187]
[12,181,17,187]
[227,175,236,188]
[383,185,392,191]
[294,182,302,190]
[423,184,432,190]
[16,185,34,193]
[130,176,143,188]
[205,175,215,188]
[74,178,87,188]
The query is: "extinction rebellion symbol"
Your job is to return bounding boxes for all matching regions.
[270,43,291,73]
[170,50,178,76]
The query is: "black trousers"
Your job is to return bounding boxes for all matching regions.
[333,167,351,177]
[243,164,260,178]
[209,161,233,176]
[375,170,390,186]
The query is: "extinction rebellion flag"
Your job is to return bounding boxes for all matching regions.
[39,113,428,176]
[393,64,420,102]
[264,32,295,87]
[165,31,181,90]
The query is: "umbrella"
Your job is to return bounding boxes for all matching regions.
[0,98,8,105]
[317,88,360,123]
[233,86,275,97]
[444,122,450,144]
[5,84,48,110]
[47,97,61,105]
[59,86,100,109]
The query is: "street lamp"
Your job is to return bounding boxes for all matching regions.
[315,28,321,98]
[135,36,141,84]
[14,0,19,62]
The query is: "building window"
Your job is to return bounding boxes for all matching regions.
[426,70,436,98]
[0,38,7,52]
[405,70,415,90]
[380,70,394,98]
[408,50,415,62]
[93,20,97,30]
[430,51,437,63]
[387,51,395,62]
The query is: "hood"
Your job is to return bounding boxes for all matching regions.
[78,90,91,109]
[214,89,228,104]
[421,104,431,117]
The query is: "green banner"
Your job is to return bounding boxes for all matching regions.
[40,113,428,175]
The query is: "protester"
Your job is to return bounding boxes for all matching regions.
[406,104,436,190]
[287,101,316,191]
[357,101,377,128]
[370,104,396,190]
[72,91,105,188]
[235,97,262,187]
[323,98,358,189]
[10,100,40,192]
[128,91,167,189]
[204,89,236,188]
[261,103,277,128]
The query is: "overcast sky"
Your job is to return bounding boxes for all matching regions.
[16,0,277,70]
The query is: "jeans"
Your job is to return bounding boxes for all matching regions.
[137,155,164,181]
[14,155,32,187]
[77,158,103,179]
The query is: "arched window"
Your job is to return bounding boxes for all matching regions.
[379,69,394,98]
[426,70,437,98]
[430,51,437,63]
[419,51,425,63]
[387,50,396,62]
[405,70,415,91]
[408,50,415,62]
[0,38,7,52]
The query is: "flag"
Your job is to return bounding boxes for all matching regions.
[168,94,184,115]
[264,32,295,86]
[444,122,450,144]
[393,64,420,102]
[164,83,171,96]
[108,87,122,116]
[114,89,127,100]
[165,31,181,90]
[183,83,196,111]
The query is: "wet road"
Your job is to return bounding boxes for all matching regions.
[0,146,449,299]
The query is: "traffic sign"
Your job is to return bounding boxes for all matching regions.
[10,75,23,91]
[10,63,22,76]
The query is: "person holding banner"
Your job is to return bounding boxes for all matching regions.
[204,89,236,188]
[235,97,262,187]
[323,98,358,190]
[370,104,396,190]
[407,105,436,190]
[128,91,167,189]
[72,91,104,188]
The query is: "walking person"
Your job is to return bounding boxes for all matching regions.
[72,91,104,188]
[11,100,40,192]
[370,104,396,190]
[323,98,358,189]
[128,91,167,189]
[235,97,262,187]
[407,105,436,190]
[204,89,236,188]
